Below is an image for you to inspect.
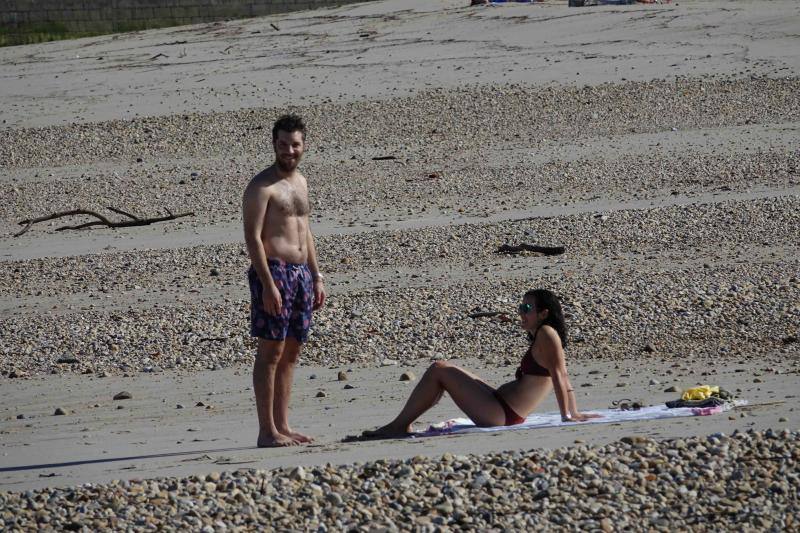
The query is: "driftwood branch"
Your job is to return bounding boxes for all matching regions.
[468,311,502,319]
[496,243,566,256]
[15,208,194,237]
[105,206,140,220]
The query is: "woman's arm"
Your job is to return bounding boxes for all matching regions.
[551,366,577,421]
[539,327,601,422]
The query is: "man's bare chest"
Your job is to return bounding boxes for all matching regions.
[270,185,310,217]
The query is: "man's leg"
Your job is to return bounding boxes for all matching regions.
[273,337,313,443]
[253,338,297,447]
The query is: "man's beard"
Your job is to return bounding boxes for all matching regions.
[276,155,299,172]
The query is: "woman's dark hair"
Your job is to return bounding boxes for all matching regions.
[272,114,306,141]
[526,288,568,348]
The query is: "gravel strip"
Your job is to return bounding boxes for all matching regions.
[1,429,796,531]
[2,78,798,169]
[2,195,798,299]
[2,260,797,378]
[3,146,797,233]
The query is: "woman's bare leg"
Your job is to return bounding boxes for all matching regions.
[363,361,506,437]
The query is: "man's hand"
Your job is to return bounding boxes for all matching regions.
[313,280,326,310]
[263,283,282,316]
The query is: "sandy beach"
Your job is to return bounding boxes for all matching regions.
[1,0,799,529]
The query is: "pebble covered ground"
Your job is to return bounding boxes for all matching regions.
[2,68,799,527]
[2,429,797,531]
[1,77,799,234]
[2,259,799,376]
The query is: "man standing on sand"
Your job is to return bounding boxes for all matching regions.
[242,114,325,447]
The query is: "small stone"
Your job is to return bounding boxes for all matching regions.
[753,377,762,383]
[381,358,398,366]
[57,356,80,364]
[337,371,348,381]
[315,391,327,398]
[196,401,206,407]
[343,384,355,390]
[616,382,628,387]
[435,502,454,514]
[53,408,66,416]
[649,378,660,385]
[621,435,647,445]
[664,386,679,393]
[326,492,343,505]
[779,417,788,422]
[16,414,25,419]
[400,371,416,382]
[643,344,655,353]
[471,473,491,488]
[113,391,132,400]
[209,268,220,276]
[176,404,184,409]
[289,466,306,481]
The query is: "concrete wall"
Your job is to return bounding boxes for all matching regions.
[1,0,367,43]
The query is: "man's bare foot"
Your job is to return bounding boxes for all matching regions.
[257,432,298,447]
[280,428,314,443]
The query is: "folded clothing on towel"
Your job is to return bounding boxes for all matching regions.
[666,396,726,409]
[682,385,720,401]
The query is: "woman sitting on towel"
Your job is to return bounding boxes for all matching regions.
[362,288,599,438]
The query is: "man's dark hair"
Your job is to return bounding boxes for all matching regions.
[272,114,306,141]
[525,288,568,348]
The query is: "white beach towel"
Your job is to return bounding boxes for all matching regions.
[416,401,745,438]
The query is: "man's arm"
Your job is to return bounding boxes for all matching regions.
[243,183,282,315]
[306,228,326,310]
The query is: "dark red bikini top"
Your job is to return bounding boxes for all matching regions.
[516,329,551,379]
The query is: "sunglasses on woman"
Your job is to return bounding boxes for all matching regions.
[518,303,534,315]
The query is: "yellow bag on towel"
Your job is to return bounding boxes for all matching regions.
[681,385,720,401]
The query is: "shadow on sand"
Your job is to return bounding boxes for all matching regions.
[0,446,259,473]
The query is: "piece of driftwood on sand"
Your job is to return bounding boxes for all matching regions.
[14,207,194,237]
[495,243,566,256]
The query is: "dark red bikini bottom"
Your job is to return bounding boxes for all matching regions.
[492,391,525,426]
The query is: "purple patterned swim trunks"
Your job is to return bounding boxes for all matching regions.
[248,259,313,343]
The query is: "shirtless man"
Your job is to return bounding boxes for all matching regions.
[242,114,326,447]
